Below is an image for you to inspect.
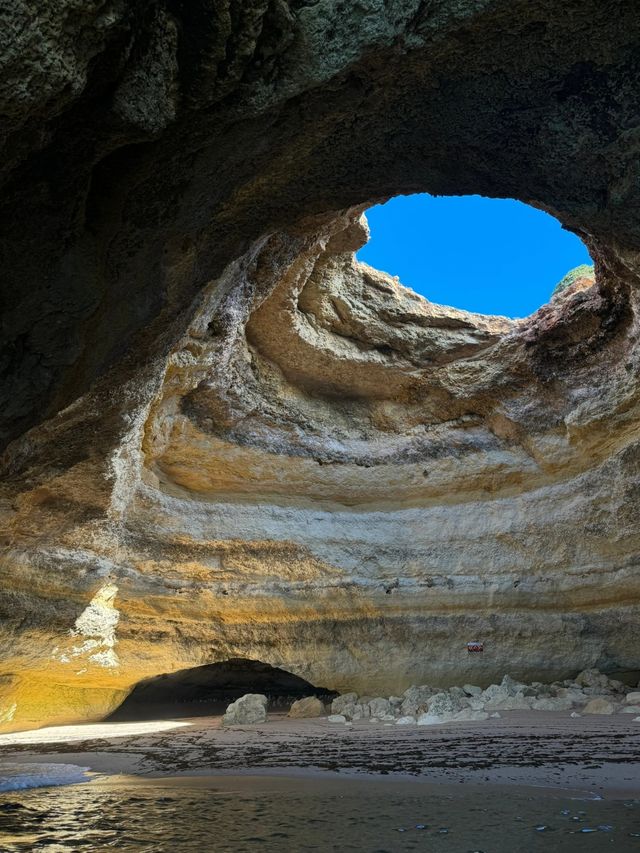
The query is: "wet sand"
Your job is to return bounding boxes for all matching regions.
[1,710,639,798]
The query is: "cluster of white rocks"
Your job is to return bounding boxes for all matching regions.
[218,670,640,726]
[222,693,326,725]
[325,670,640,726]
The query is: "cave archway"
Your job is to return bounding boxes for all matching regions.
[108,659,338,722]
[2,1,639,449]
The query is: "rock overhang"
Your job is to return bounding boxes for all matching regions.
[1,0,640,731]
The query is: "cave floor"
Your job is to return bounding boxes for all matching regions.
[1,711,639,798]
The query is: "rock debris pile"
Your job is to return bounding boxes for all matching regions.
[324,670,640,726]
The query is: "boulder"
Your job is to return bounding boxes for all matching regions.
[500,674,528,696]
[351,703,371,720]
[328,714,347,724]
[583,698,615,715]
[625,692,640,705]
[400,699,419,716]
[331,693,358,715]
[401,685,434,716]
[222,693,268,726]
[417,713,444,725]
[481,684,508,702]
[575,669,610,690]
[427,692,465,717]
[388,696,404,708]
[453,708,489,722]
[583,686,613,696]
[368,697,391,718]
[396,715,416,725]
[463,684,482,697]
[339,703,358,720]
[484,693,531,712]
[531,697,572,712]
[621,706,640,714]
[288,696,325,718]
[554,688,587,704]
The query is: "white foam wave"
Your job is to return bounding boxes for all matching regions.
[0,762,92,793]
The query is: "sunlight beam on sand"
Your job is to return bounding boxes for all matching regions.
[0,720,191,746]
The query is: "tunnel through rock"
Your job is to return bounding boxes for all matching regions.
[108,659,338,722]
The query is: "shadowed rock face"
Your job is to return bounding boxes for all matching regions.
[1,1,640,731]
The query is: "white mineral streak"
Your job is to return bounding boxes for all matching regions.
[53,583,121,669]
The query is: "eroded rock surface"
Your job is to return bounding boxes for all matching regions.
[1,2,640,731]
[222,693,268,727]
[288,696,324,719]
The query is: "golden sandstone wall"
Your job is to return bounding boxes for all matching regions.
[1,2,639,730]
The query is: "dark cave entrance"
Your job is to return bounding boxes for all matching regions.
[108,658,338,721]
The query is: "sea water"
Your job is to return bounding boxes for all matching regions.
[0,770,638,851]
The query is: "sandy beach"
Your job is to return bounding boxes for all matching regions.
[1,710,638,797]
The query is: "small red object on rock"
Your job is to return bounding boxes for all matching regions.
[467,641,484,653]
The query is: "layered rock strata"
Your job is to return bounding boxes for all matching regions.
[1,206,640,732]
[1,1,640,731]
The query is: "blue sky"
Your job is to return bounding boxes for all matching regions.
[356,194,592,317]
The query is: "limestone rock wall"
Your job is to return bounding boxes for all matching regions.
[2,208,640,731]
[1,1,640,731]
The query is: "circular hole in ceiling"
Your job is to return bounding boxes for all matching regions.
[356,194,593,318]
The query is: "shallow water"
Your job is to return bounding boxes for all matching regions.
[0,763,92,793]
[0,772,638,852]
